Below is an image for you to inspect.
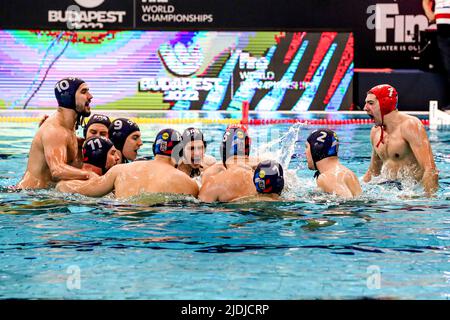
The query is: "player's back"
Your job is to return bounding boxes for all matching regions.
[114,160,198,198]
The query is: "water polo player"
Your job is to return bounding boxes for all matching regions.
[199,125,256,202]
[177,127,216,179]
[362,84,438,196]
[108,118,143,163]
[306,128,361,198]
[83,114,111,139]
[56,136,121,193]
[56,128,198,199]
[18,77,95,189]
[252,160,285,201]
[82,136,121,175]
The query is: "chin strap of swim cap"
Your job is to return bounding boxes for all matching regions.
[190,168,201,178]
[367,84,398,148]
[375,125,384,149]
[76,114,84,131]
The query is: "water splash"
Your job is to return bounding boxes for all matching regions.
[254,123,305,169]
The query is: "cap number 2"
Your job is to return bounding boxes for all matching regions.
[317,131,327,143]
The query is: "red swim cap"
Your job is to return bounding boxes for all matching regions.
[367,84,398,147]
[368,84,398,117]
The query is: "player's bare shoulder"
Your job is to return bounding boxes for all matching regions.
[173,164,194,180]
[400,114,426,139]
[403,113,423,128]
[41,119,72,142]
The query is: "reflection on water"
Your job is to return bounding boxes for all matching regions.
[301,219,337,231]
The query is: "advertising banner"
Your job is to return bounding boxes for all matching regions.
[0,1,433,68]
[0,30,353,111]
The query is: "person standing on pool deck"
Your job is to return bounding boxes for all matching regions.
[362,84,439,196]
[306,129,362,199]
[56,136,121,193]
[108,118,143,163]
[57,128,198,199]
[199,126,257,202]
[17,77,95,189]
[423,0,450,110]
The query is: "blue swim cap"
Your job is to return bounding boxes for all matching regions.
[108,118,140,152]
[182,127,207,148]
[54,77,85,110]
[220,125,251,165]
[83,114,111,138]
[153,128,182,158]
[253,160,284,195]
[82,136,114,174]
[306,129,339,171]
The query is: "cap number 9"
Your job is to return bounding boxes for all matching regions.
[113,120,123,130]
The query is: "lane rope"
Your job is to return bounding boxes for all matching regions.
[0,116,430,126]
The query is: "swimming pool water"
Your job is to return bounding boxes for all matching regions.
[0,121,449,299]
